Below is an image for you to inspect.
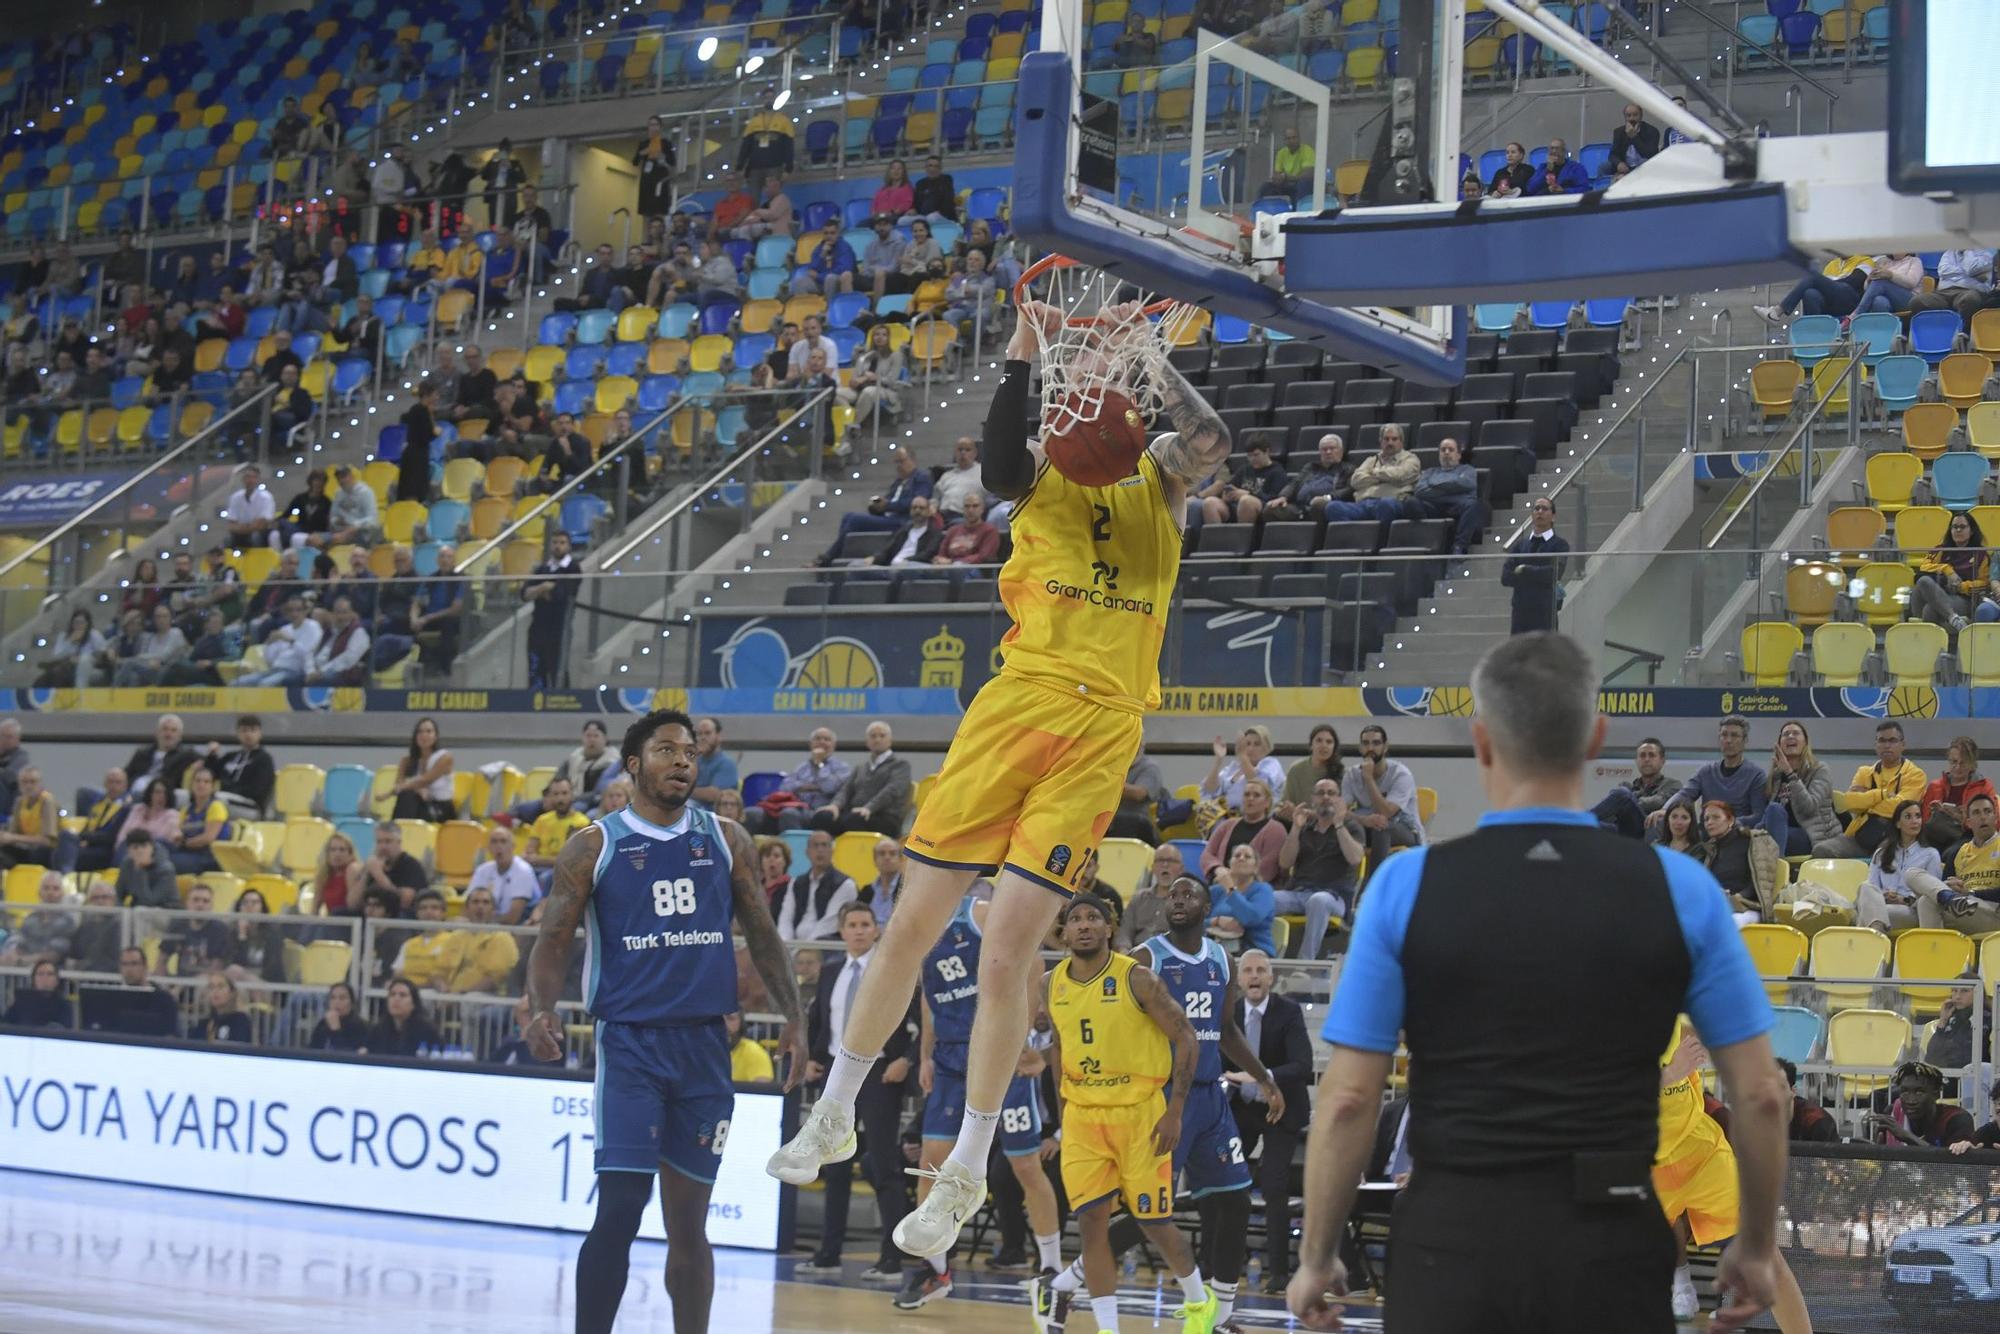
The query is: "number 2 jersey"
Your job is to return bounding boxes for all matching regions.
[584,805,737,1025]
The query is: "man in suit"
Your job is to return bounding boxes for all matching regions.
[1499,495,1569,633]
[801,901,917,1281]
[1227,948,1315,1292]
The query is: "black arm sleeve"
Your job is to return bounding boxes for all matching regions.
[982,359,1038,500]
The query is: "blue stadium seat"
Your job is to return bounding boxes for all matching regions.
[1909,311,1962,366]
[553,380,594,416]
[566,345,609,379]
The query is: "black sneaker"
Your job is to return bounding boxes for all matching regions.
[1029,1268,1072,1333]
[893,1267,954,1309]
[1259,1271,1291,1296]
[989,1248,1032,1271]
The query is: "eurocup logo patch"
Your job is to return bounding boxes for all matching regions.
[1045,844,1072,876]
[1136,1192,1150,1214]
[1101,975,1118,998]
[689,835,708,860]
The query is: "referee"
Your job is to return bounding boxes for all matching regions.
[1286,633,1791,1333]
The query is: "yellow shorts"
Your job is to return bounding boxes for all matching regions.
[1653,1138,1740,1246]
[905,672,1141,895]
[1061,1098,1174,1220]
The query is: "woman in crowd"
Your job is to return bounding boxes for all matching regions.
[2,957,68,1027]
[1910,510,1987,633]
[1921,736,1995,852]
[599,775,633,815]
[275,467,333,550]
[1856,799,1941,933]
[369,975,441,1057]
[112,603,188,687]
[1207,843,1276,956]
[1488,141,1533,197]
[633,114,677,219]
[1200,723,1287,814]
[38,610,106,689]
[169,765,230,875]
[712,789,745,825]
[198,972,253,1043]
[117,779,183,852]
[556,719,617,806]
[1200,777,1287,885]
[390,717,457,823]
[1765,720,1840,857]
[758,837,792,915]
[889,217,943,296]
[120,558,161,618]
[307,980,367,1052]
[872,159,915,220]
[844,322,908,429]
[1855,252,1927,314]
[1657,800,1702,855]
[1693,801,1778,924]
[225,886,288,985]
[312,831,367,916]
[1278,723,1343,823]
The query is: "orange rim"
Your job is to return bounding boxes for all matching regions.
[1014,253,1179,327]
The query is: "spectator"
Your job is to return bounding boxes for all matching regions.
[64,880,123,974]
[1499,495,1568,632]
[730,172,795,241]
[511,184,555,283]
[300,595,371,686]
[264,362,315,447]
[369,975,441,1057]
[552,719,618,810]
[1905,790,2000,932]
[390,717,456,823]
[1923,972,1983,1072]
[737,107,796,177]
[443,885,520,993]
[469,825,541,926]
[860,214,909,299]
[865,493,943,569]
[105,826,175,910]
[1657,799,1699,855]
[393,382,439,505]
[1265,434,1354,518]
[895,217,946,293]
[392,889,459,985]
[1778,1060,1837,1143]
[1911,511,1988,632]
[1201,725,1286,813]
[523,776,590,880]
[163,609,230,687]
[1199,439,1289,525]
[0,766,58,870]
[786,312,840,380]
[844,323,909,429]
[4,957,69,1027]
[1259,126,1316,201]
[1920,736,1996,852]
[1856,253,1926,315]
[755,837,793,914]
[238,597,323,686]
[35,610,106,690]
[1110,11,1159,67]
[682,716,739,811]
[939,249,999,337]
[926,437,986,521]
[197,972,253,1043]
[341,292,384,364]
[858,836,904,927]
[726,1009,776,1082]
[534,412,593,494]
[0,872,77,963]
[872,159,916,220]
[273,470,332,551]
[633,115,678,218]
[1487,142,1533,197]
[1406,436,1489,555]
[1208,844,1276,955]
[1651,717,1790,848]
[775,828,858,942]
[1589,738,1673,837]
[310,831,367,917]
[1106,745,1169,844]
[1200,778,1286,885]
[1110,844,1183,951]
[1276,724,1344,823]
[692,236,740,301]
[1525,138,1590,195]
[1343,723,1426,872]
[810,719,911,837]
[159,882,232,976]
[1608,104,1659,175]
[323,466,382,547]
[1226,948,1311,1288]
[1348,422,1420,501]
[360,821,429,914]
[90,947,180,1037]
[489,994,565,1066]
[711,168,757,234]
[932,493,1000,566]
[1907,248,1995,321]
[0,719,26,815]
[480,140,528,228]
[1815,720,1928,857]
[911,156,958,223]
[745,726,852,835]
[411,545,467,673]
[1275,779,1364,959]
[74,768,132,874]
[1750,721,1839,857]
[1693,801,1779,924]
[523,530,578,690]
[168,766,231,875]
[306,981,366,1052]
[116,784,183,860]
[112,604,188,687]
[1867,1062,1975,1149]
[222,465,277,547]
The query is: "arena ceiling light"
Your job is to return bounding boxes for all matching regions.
[697,36,718,62]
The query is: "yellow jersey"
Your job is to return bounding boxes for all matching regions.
[1952,833,2000,896]
[529,809,591,860]
[1048,951,1170,1109]
[998,450,1182,713]
[1656,1017,1725,1164]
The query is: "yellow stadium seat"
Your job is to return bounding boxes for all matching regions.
[469,496,512,540]
[1810,925,1890,1009]
[441,457,483,503]
[1866,451,1924,514]
[595,375,638,414]
[1739,923,1808,1001]
[500,539,542,576]
[280,817,335,879]
[1981,932,2000,983]
[177,401,214,437]
[1893,505,1950,566]
[905,112,938,153]
[523,344,566,384]
[436,289,474,330]
[509,495,548,542]
[1825,1007,1910,1099]
[615,306,658,344]
[484,455,529,498]
[485,347,524,380]
[739,299,783,334]
[1968,401,2000,460]
[1463,34,1501,78]
[781,295,827,326]
[3,864,46,903]
[273,764,325,820]
[55,409,84,453]
[455,417,490,445]
[908,321,958,371]
[792,233,819,266]
[434,819,487,888]
[1901,402,1957,462]
[1883,621,1947,687]
[649,338,690,375]
[115,406,150,449]
[1748,359,1803,422]
[382,499,427,544]
[688,335,733,374]
[1809,622,1874,687]
[1971,308,2000,360]
[1811,356,1858,416]
[290,938,351,983]
[360,460,399,507]
[1893,929,1974,1018]
[1333,158,1370,200]
[1787,857,1864,923]
[1738,621,1802,686]
[1824,506,1886,568]
[1959,623,2000,685]
[1852,561,1914,627]
[1093,837,1154,895]
[1784,560,1842,628]
[1938,352,1993,412]
[1346,46,1386,90]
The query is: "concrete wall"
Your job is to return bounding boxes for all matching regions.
[565,145,643,257]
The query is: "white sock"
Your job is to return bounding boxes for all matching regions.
[1052,1257,1086,1293]
[1035,1231,1062,1272]
[1090,1294,1121,1332]
[1211,1278,1237,1322]
[927,1252,948,1275]
[1177,1267,1206,1307]
[822,1045,876,1109]
[944,1105,999,1175]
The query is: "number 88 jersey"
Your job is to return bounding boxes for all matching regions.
[583,806,738,1025]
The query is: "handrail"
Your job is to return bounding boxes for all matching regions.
[0,384,275,583]
[597,385,834,571]
[1602,638,1667,686]
[1680,0,1840,117]
[1704,341,1863,550]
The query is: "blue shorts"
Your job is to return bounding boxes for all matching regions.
[593,1018,736,1181]
[923,1067,1044,1158]
[1175,1079,1251,1198]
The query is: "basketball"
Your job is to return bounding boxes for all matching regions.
[1044,389,1150,487]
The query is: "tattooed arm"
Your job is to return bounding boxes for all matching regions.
[1145,354,1233,511]
[523,825,601,1062]
[724,817,810,1091]
[1130,960,1200,1156]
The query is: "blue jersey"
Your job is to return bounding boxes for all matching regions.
[584,806,738,1025]
[1140,935,1230,1085]
[923,897,982,1077]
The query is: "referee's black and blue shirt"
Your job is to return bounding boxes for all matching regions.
[1324,807,1774,1173]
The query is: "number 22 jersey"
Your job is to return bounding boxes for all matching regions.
[584,806,738,1025]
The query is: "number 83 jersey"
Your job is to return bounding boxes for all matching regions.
[584,806,738,1025]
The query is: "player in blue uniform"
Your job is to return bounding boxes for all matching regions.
[901,893,1066,1309]
[526,708,807,1334]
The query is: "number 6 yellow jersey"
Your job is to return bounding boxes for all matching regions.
[1047,952,1170,1110]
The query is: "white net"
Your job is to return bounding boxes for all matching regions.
[1015,258,1202,440]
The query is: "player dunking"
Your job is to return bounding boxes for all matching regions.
[525,708,809,1334]
[767,295,1232,1264]
[1041,893,1215,1334]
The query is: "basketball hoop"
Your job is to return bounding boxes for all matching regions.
[1013,254,1201,442]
